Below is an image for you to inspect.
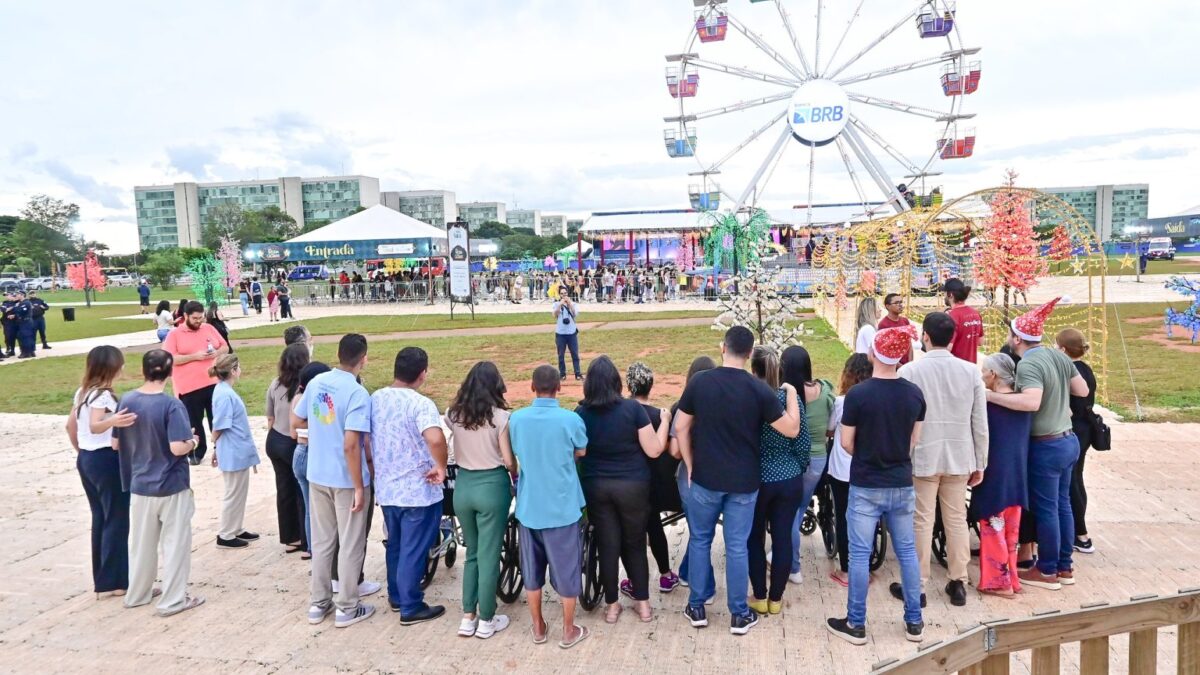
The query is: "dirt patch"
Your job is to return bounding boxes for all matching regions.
[636,346,669,358]
[1138,328,1200,353]
[1128,316,1165,325]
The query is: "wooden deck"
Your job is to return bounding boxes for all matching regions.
[0,413,1196,673]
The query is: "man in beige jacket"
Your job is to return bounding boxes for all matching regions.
[893,311,989,607]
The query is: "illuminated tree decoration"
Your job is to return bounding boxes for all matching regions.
[66,249,107,293]
[216,236,242,288]
[713,253,805,352]
[703,209,771,273]
[1164,276,1200,344]
[972,170,1047,320]
[185,254,225,306]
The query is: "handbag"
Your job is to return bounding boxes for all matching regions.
[1090,412,1112,451]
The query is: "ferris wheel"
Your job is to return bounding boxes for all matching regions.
[663,0,981,224]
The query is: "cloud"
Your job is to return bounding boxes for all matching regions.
[256,112,355,175]
[166,144,220,179]
[40,159,127,209]
[1127,146,1190,161]
[8,142,37,162]
[986,128,1200,162]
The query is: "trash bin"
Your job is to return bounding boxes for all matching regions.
[62,307,76,322]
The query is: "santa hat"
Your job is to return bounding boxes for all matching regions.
[1012,296,1069,342]
[873,324,918,365]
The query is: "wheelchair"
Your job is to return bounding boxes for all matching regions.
[420,464,461,589]
[577,510,685,612]
[800,476,888,572]
[930,488,981,568]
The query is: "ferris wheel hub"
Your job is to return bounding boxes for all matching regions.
[788,79,849,147]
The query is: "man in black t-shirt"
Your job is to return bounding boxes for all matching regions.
[827,325,927,646]
[675,326,800,636]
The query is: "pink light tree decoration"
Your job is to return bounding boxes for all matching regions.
[216,236,243,288]
[66,249,107,305]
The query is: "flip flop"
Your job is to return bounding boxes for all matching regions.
[558,624,590,650]
[285,544,303,554]
[300,551,312,560]
[828,572,849,588]
[532,625,548,645]
[604,604,623,624]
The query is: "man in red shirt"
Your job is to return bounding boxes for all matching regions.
[943,279,983,364]
[163,300,229,464]
[876,293,914,365]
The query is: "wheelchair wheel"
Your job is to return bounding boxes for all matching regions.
[579,523,602,611]
[497,516,523,604]
[420,529,441,589]
[800,504,817,536]
[445,538,458,568]
[869,520,888,572]
[815,481,837,559]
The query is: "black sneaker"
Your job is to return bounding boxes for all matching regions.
[236,531,260,541]
[946,580,967,607]
[217,536,248,549]
[1074,538,1096,554]
[729,611,759,636]
[388,601,401,613]
[826,617,867,646]
[400,604,446,625]
[683,604,708,628]
[889,582,927,608]
[905,621,925,642]
[1016,556,1037,571]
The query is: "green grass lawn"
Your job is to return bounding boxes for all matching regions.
[232,309,719,339]
[1101,302,1200,423]
[1050,255,1200,277]
[0,318,850,415]
[39,304,160,342]
[35,284,193,304]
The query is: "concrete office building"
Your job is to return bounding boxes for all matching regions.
[134,175,380,249]
[380,190,457,228]
[541,215,567,237]
[457,201,507,231]
[566,218,585,237]
[1039,184,1149,242]
[508,208,542,234]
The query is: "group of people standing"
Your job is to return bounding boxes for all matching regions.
[2,287,51,359]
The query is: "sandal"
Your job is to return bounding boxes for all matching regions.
[828,572,849,588]
[558,624,590,650]
[604,603,623,624]
[284,543,304,554]
[532,622,549,645]
[300,551,312,560]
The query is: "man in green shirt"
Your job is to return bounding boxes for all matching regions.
[987,297,1088,592]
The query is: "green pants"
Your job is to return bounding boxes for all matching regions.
[453,467,512,620]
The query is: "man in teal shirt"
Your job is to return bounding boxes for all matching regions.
[507,365,590,649]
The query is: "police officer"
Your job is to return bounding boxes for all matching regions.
[28,290,50,349]
[1,291,17,357]
[11,290,36,358]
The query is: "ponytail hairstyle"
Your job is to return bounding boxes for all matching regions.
[751,345,781,390]
[208,353,240,381]
[75,345,124,414]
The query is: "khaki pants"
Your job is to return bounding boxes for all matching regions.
[218,468,250,540]
[309,483,369,613]
[125,490,194,614]
[914,473,970,586]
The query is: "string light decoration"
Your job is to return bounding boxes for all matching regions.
[713,254,806,352]
[812,185,1108,401]
[185,254,226,307]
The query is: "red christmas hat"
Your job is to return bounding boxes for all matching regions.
[873,324,917,365]
[1012,296,1068,342]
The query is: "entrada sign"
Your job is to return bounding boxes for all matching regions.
[244,237,443,262]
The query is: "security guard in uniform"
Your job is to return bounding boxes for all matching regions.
[12,290,36,358]
[1,291,17,357]
[28,290,50,349]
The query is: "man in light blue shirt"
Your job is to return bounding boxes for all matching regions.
[552,295,582,381]
[507,365,590,648]
[292,334,375,628]
[370,346,449,625]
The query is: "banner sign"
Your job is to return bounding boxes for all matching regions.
[447,221,471,302]
[244,238,443,263]
[1130,215,1200,239]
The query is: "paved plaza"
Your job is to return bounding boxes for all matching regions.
[0,413,1196,673]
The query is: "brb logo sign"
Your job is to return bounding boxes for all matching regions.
[788,79,850,146]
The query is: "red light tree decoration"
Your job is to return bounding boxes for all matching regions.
[66,249,107,305]
[973,170,1047,321]
[1047,224,1072,274]
[216,235,242,288]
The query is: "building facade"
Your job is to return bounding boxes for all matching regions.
[134,175,380,249]
[507,208,542,234]
[541,214,567,237]
[456,201,507,231]
[380,190,457,228]
[1039,184,1149,242]
[566,218,585,237]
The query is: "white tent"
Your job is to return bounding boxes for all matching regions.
[288,204,448,243]
[554,240,593,257]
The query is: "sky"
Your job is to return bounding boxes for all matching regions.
[2,0,1198,254]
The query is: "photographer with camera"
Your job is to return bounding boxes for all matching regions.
[553,294,583,381]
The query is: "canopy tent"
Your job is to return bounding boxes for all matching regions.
[289,204,448,242]
[245,204,448,263]
[554,240,593,258]
[578,207,874,236]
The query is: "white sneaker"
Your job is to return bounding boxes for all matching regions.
[358,581,382,597]
[458,616,478,637]
[475,614,510,639]
[789,570,803,584]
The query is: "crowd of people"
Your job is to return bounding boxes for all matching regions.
[63,277,1102,648]
[2,287,52,359]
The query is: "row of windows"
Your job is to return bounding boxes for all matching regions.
[303,180,359,192]
[198,185,279,198]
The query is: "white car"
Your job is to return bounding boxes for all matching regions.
[107,274,136,287]
[23,277,55,291]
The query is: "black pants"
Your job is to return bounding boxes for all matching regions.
[77,448,130,592]
[179,384,215,461]
[279,296,292,319]
[828,476,850,573]
[35,316,47,345]
[252,294,263,313]
[749,474,805,601]
[1070,421,1093,537]
[332,486,374,584]
[3,321,14,353]
[646,509,671,575]
[583,478,650,603]
[265,429,305,547]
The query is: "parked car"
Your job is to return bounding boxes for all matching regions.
[107,273,136,286]
[288,265,330,281]
[0,280,24,294]
[22,277,55,291]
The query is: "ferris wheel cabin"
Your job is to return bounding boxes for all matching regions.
[937,127,975,159]
[666,65,699,98]
[941,61,981,96]
[664,126,698,158]
[917,2,956,38]
[694,5,729,43]
[689,184,721,211]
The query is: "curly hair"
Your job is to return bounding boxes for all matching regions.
[626,361,655,398]
[838,353,873,395]
[447,361,509,430]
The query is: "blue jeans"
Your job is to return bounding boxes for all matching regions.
[239,292,249,315]
[555,332,581,378]
[382,503,442,615]
[676,469,692,586]
[291,443,310,552]
[685,482,757,617]
[1028,433,1080,576]
[790,455,828,574]
[847,486,922,627]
